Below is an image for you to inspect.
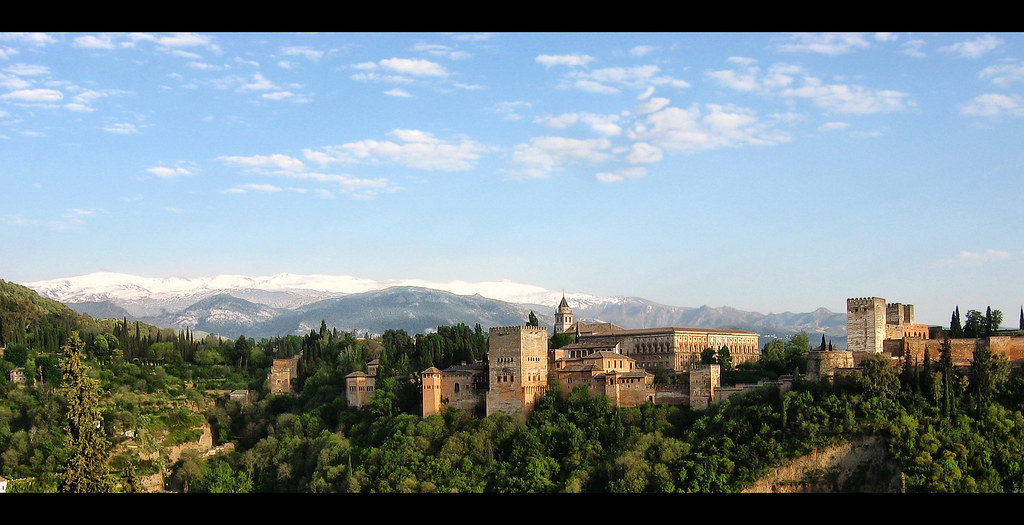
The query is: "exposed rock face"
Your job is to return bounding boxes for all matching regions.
[743,435,904,493]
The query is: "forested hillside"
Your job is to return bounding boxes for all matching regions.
[4,279,1024,493]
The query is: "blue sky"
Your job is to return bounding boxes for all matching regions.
[2,32,1023,325]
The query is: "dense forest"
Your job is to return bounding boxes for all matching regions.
[3,278,1024,493]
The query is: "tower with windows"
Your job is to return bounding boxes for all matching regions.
[554,294,573,334]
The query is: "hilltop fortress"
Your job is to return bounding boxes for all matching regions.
[335,294,1024,418]
[347,297,768,416]
[845,296,1024,369]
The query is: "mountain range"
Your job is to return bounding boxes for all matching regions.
[23,272,848,346]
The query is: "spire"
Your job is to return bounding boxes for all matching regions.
[558,293,569,309]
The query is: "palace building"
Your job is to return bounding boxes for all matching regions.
[344,294,764,417]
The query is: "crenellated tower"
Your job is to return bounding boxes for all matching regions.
[486,325,549,416]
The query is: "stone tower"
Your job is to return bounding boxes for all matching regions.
[847,297,887,353]
[421,366,443,417]
[486,325,549,416]
[554,294,573,334]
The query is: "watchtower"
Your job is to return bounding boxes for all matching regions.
[486,325,549,416]
[847,297,887,353]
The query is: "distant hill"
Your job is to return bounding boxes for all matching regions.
[22,272,849,345]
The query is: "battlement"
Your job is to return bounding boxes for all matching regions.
[489,325,548,336]
[848,297,885,307]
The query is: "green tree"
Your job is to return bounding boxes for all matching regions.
[3,342,28,368]
[717,345,732,370]
[59,332,114,492]
[951,306,963,337]
[700,347,717,365]
[964,310,985,338]
[784,331,810,374]
[527,311,539,327]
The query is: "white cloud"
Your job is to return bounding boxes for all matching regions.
[629,45,657,57]
[0,33,56,46]
[580,113,622,136]
[535,113,579,128]
[626,142,662,164]
[281,45,324,61]
[638,86,655,100]
[779,79,911,114]
[1,88,62,102]
[239,72,277,92]
[218,154,305,172]
[960,93,1024,118]
[565,65,690,94]
[412,43,471,60]
[979,60,1024,88]
[536,54,595,68]
[73,34,116,50]
[379,57,448,77]
[101,123,139,134]
[4,63,49,76]
[306,129,490,171]
[900,40,927,58]
[237,183,282,193]
[596,167,646,182]
[819,121,849,132]
[940,34,1002,59]
[385,88,412,97]
[493,101,531,121]
[935,249,1012,267]
[262,91,294,100]
[629,103,786,153]
[776,33,871,55]
[146,163,195,178]
[509,136,613,178]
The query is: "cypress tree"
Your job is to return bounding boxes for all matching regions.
[1019,307,1023,331]
[951,306,963,337]
[60,332,114,492]
[986,306,993,337]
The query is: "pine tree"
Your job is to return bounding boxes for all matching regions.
[59,332,114,492]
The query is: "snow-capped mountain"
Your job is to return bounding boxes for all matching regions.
[25,271,615,316]
[22,272,847,344]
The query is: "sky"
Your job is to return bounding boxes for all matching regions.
[1,32,1023,326]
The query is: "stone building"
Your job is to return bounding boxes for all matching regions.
[847,297,931,354]
[555,300,760,371]
[268,355,300,394]
[551,341,657,408]
[421,363,488,417]
[486,325,550,416]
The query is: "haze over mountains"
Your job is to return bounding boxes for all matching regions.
[24,272,847,345]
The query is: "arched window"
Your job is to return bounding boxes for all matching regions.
[455,383,460,393]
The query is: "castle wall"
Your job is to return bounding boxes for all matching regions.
[807,350,855,382]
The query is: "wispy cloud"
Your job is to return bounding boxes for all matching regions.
[940,34,1002,59]
[536,53,595,68]
[305,129,491,171]
[960,93,1024,118]
[934,249,1012,267]
[775,33,872,55]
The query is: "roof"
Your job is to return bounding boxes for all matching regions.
[579,325,758,336]
[558,295,570,309]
